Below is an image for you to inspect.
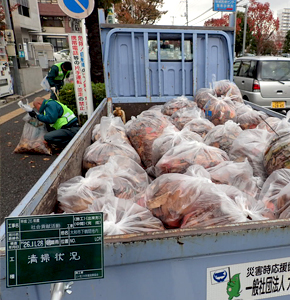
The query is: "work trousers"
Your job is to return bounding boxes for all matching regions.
[44,126,80,148]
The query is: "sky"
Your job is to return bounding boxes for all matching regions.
[157,0,290,26]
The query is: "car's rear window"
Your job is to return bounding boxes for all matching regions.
[260,61,290,81]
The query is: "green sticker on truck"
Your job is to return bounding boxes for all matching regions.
[5,213,103,287]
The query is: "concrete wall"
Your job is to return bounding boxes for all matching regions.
[18,67,43,96]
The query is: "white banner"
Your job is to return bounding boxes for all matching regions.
[68,33,88,115]
[207,257,290,300]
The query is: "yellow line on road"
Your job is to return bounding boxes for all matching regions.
[0,94,50,125]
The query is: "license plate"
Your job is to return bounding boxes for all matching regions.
[271,101,285,109]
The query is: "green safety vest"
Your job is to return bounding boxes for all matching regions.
[53,62,71,81]
[44,99,76,130]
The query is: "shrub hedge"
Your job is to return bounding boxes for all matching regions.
[59,82,106,125]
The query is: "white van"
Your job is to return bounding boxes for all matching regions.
[233,56,290,110]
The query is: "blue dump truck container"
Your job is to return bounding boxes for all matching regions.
[1,9,289,300]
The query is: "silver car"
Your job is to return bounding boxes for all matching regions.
[233,56,290,110]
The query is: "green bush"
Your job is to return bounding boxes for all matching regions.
[59,82,106,125]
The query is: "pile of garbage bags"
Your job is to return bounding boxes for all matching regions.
[57,80,290,236]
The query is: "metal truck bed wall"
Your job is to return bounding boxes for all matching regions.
[99,14,234,103]
[1,11,290,300]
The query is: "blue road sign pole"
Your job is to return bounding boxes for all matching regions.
[81,19,94,118]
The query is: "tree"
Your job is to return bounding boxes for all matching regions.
[0,3,19,32]
[247,0,279,55]
[115,0,167,25]
[86,0,166,83]
[204,14,232,28]
[204,14,242,54]
[283,30,290,53]
[86,0,120,83]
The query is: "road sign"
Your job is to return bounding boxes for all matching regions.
[6,213,104,287]
[213,0,236,12]
[58,0,95,19]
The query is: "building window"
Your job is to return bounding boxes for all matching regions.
[38,0,58,2]
[44,37,68,52]
[17,0,30,17]
[41,16,64,27]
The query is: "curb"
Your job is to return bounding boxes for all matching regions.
[0,89,44,108]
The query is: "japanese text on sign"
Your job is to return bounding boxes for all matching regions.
[69,33,88,115]
[213,0,236,12]
[207,257,290,300]
[5,213,104,287]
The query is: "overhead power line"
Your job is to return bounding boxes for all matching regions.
[187,0,247,26]
[187,7,212,24]
[190,11,220,26]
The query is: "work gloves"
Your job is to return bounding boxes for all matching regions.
[29,110,37,118]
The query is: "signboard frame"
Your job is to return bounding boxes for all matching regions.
[213,0,236,12]
[5,212,104,288]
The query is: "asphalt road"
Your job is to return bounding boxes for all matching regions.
[0,90,59,225]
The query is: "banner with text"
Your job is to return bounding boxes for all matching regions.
[207,257,290,300]
[68,33,88,115]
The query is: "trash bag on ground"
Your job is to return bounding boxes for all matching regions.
[14,114,52,155]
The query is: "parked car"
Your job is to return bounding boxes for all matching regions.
[233,56,290,110]
[53,49,71,62]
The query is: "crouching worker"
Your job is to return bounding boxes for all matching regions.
[29,97,80,151]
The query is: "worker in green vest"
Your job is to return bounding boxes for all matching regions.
[47,61,72,100]
[29,97,79,151]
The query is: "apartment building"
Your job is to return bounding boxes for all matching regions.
[37,0,81,52]
[278,8,290,37]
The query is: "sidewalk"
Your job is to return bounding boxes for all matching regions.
[0,89,57,224]
[0,88,44,107]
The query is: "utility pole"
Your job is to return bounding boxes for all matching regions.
[2,0,23,95]
[186,0,188,26]
[171,16,175,25]
[242,4,248,56]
